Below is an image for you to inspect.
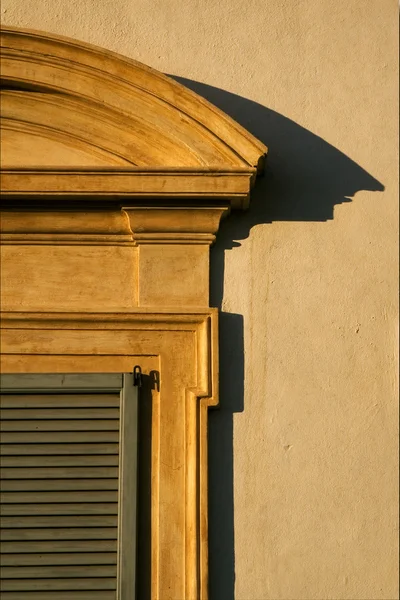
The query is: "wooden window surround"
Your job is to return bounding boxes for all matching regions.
[0,26,267,600]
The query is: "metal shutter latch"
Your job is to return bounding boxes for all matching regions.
[133,366,142,387]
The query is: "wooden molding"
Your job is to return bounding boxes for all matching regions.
[0,209,134,245]
[0,25,266,600]
[0,168,257,208]
[0,207,228,246]
[0,309,218,600]
[1,26,267,208]
[0,208,225,309]
[125,206,229,245]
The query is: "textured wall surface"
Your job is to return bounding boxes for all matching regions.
[1,1,398,599]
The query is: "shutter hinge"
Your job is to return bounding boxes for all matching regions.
[133,365,142,387]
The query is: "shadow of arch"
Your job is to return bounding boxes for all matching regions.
[172,77,384,600]
[174,76,384,233]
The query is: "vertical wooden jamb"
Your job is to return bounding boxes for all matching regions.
[151,363,161,600]
[185,389,199,599]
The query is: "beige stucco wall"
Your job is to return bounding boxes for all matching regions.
[1,1,398,599]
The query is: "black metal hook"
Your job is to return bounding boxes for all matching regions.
[133,365,142,387]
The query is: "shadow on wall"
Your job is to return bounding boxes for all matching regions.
[173,77,384,600]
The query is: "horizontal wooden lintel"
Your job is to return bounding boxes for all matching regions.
[0,168,256,209]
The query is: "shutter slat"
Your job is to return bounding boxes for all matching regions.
[1,540,117,553]
[1,528,118,541]
[1,467,118,479]
[0,377,136,599]
[0,394,120,408]
[1,591,115,599]
[1,478,118,491]
[1,420,119,431]
[1,491,118,504]
[1,503,118,516]
[1,552,117,566]
[1,565,117,579]
[1,516,117,528]
[1,431,119,443]
[1,455,118,467]
[0,578,117,591]
[1,408,120,420]
[1,443,119,455]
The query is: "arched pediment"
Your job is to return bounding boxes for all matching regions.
[0,26,267,207]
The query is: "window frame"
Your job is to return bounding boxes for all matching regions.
[0,24,265,598]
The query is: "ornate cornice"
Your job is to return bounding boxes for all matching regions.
[1,26,267,208]
[0,206,228,246]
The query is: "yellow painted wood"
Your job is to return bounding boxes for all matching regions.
[0,25,265,598]
[0,310,218,600]
[0,69,224,594]
[0,27,266,181]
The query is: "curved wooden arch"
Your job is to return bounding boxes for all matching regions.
[1,26,266,207]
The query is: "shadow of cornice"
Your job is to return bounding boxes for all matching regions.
[171,76,384,600]
[173,76,384,239]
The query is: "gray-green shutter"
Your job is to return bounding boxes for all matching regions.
[0,373,138,600]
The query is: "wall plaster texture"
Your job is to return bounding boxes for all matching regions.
[1,1,398,599]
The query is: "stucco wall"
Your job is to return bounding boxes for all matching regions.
[1,1,398,599]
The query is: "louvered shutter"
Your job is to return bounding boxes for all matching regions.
[0,373,138,600]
